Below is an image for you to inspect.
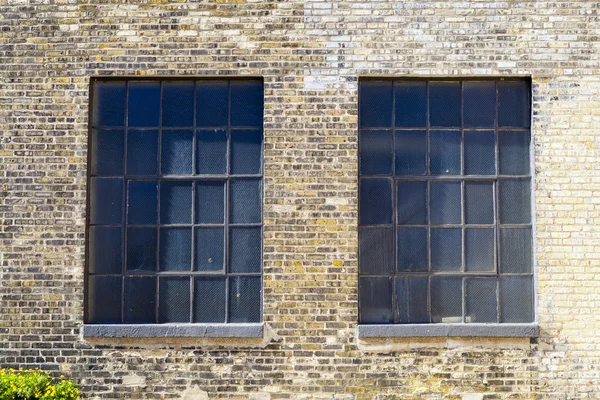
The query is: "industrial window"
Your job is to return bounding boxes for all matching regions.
[86,78,263,324]
[358,79,533,325]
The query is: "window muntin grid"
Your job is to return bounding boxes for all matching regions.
[358,78,533,324]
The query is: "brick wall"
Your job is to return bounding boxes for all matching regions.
[1,0,600,398]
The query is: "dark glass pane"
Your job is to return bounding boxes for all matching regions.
[430,130,460,175]
[429,82,461,127]
[359,130,393,175]
[127,129,158,176]
[359,81,393,128]
[431,228,462,272]
[466,278,497,323]
[397,227,427,272]
[464,130,496,175]
[161,130,193,175]
[498,81,530,128]
[230,179,261,224]
[431,276,463,323]
[465,182,494,225]
[194,277,226,323]
[499,178,531,224]
[359,276,393,324]
[126,227,157,271]
[160,181,192,224]
[162,81,194,127]
[93,81,126,127]
[465,228,495,272]
[89,227,122,274]
[195,181,225,224]
[194,228,224,272]
[128,81,160,127]
[127,180,158,225]
[196,130,227,175]
[229,276,261,323]
[91,130,124,176]
[124,276,156,323]
[395,130,427,175]
[87,276,122,323]
[90,178,123,225]
[231,129,262,175]
[196,80,229,127]
[359,178,393,225]
[397,181,426,225]
[500,276,533,323]
[230,80,263,127]
[159,228,192,271]
[230,227,262,273]
[430,181,461,225]
[395,276,429,323]
[463,81,496,127]
[500,228,532,273]
[359,227,394,274]
[395,81,427,127]
[159,277,190,323]
[499,130,530,175]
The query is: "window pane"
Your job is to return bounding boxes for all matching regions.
[359,178,393,225]
[89,227,122,274]
[127,129,158,176]
[124,276,156,323]
[195,181,225,224]
[397,181,426,225]
[194,228,224,272]
[90,178,123,225]
[93,81,125,127]
[91,130,124,176]
[395,130,426,175]
[465,182,494,225]
[499,178,531,224]
[194,277,226,323]
[196,130,227,175]
[395,276,429,323]
[126,228,157,271]
[229,276,261,323]
[231,129,262,175]
[464,130,495,175]
[359,130,393,175]
[466,278,497,323]
[500,276,533,323]
[395,81,427,127]
[397,228,427,272]
[196,80,228,127]
[161,130,193,175]
[230,227,262,273]
[359,276,393,324]
[162,81,194,127]
[499,130,530,175]
[463,81,496,127]
[500,228,532,273]
[359,227,394,274]
[128,81,160,127]
[465,228,495,272]
[88,276,122,323]
[430,130,460,175]
[159,228,192,271]
[431,276,463,323]
[159,277,190,323]
[230,179,261,224]
[431,228,462,272]
[160,181,192,224]
[230,80,263,127]
[127,180,158,225]
[359,81,392,128]
[429,82,461,127]
[430,181,461,225]
[498,81,530,128]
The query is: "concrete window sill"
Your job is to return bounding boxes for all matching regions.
[358,323,539,338]
[83,323,263,338]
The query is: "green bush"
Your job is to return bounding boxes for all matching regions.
[0,369,79,400]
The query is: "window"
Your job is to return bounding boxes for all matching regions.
[86,78,263,325]
[358,79,534,327]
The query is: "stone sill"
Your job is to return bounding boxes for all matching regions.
[83,323,263,338]
[358,323,539,338]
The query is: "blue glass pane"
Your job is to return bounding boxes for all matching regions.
[397,181,426,225]
[159,277,190,323]
[397,227,428,272]
[499,130,530,175]
[230,179,261,224]
[230,80,263,127]
[161,130,193,175]
[359,130,393,175]
[126,228,157,271]
[159,228,192,271]
[231,129,262,175]
[127,180,158,225]
[500,228,532,273]
[359,81,393,128]
[498,81,530,128]
[431,276,463,323]
[194,277,226,323]
[160,181,192,224]
[431,228,462,271]
[196,80,228,127]
[93,81,125,127]
[500,276,533,323]
[359,178,393,225]
[230,227,262,274]
[465,182,494,225]
[229,276,261,323]
[194,228,224,272]
[162,81,194,127]
[128,81,160,127]
[127,130,158,176]
[195,181,225,224]
[395,130,426,175]
[395,276,429,323]
[395,81,427,127]
[499,178,531,224]
[196,130,227,175]
[124,276,156,323]
[89,227,122,274]
[464,81,496,127]
[90,178,123,225]
[359,227,394,274]
[466,278,498,323]
[464,130,495,175]
[430,130,460,175]
[359,276,393,324]
[465,228,495,272]
[92,130,124,176]
[87,276,122,323]
[430,181,461,225]
[429,82,461,127]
